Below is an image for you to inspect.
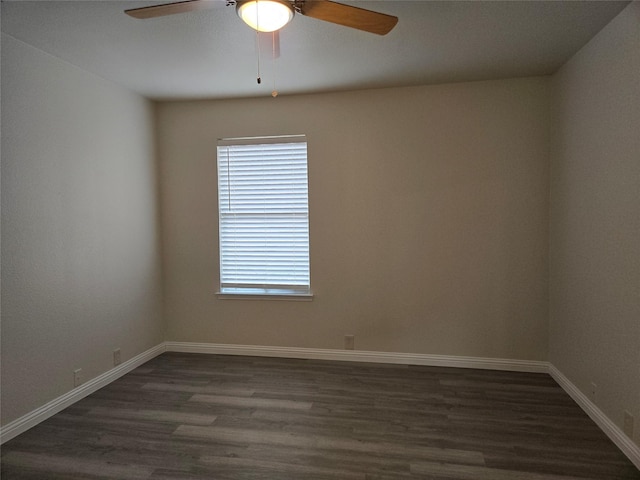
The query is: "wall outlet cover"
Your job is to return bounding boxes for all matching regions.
[623,411,634,438]
[73,368,83,388]
[113,348,122,366]
[344,335,355,350]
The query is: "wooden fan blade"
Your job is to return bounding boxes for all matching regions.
[125,0,216,19]
[300,0,397,35]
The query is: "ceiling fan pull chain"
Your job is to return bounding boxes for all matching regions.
[256,30,262,84]
[272,31,278,97]
[256,1,261,84]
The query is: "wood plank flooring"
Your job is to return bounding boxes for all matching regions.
[2,352,639,479]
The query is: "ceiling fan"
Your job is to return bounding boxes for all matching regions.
[125,0,398,36]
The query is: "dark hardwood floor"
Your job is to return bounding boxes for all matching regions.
[2,352,639,479]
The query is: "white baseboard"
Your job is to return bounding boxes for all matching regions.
[0,343,166,444]
[164,341,549,373]
[549,364,640,470]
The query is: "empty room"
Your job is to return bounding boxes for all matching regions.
[1,0,639,478]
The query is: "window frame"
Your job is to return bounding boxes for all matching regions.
[215,135,313,301]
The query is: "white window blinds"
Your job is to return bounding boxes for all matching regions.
[217,136,310,295]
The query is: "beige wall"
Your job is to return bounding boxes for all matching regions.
[549,1,640,446]
[157,77,550,360]
[1,35,165,425]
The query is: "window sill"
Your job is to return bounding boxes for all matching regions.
[216,289,313,302]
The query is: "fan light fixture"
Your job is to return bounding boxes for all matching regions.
[236,0,294,32]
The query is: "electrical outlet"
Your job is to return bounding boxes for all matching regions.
[73,368,83,388]
[344,334,355,350]
[590,382,597,403]
[113,348,121,366]
[623,411,634,438]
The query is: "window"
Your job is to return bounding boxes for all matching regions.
[217,135,311,299]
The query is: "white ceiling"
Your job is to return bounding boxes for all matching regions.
[1,0,630,100]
